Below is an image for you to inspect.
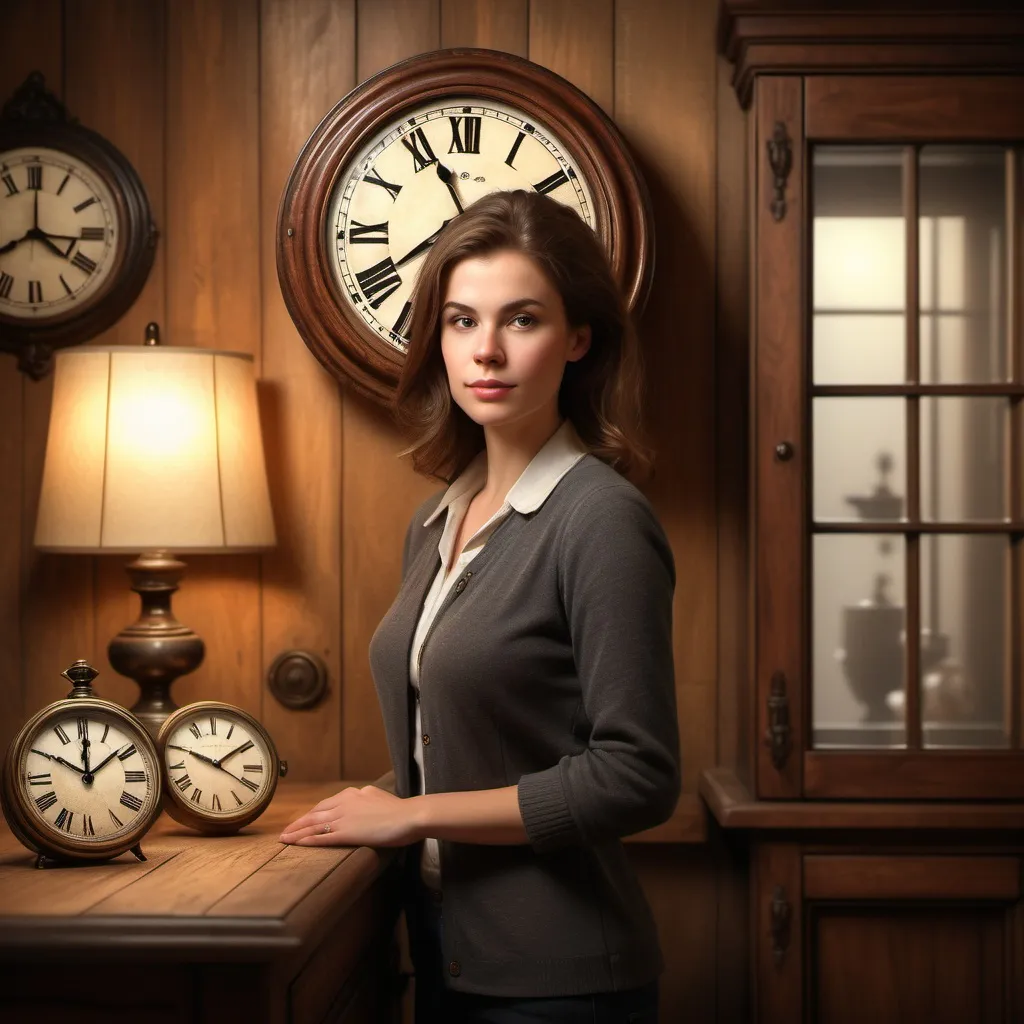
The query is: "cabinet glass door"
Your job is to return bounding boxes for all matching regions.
[809,141,1019,755]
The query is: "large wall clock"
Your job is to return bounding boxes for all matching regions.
[0,72,157,380]
[277,48,653,405]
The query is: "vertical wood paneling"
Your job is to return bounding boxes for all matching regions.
[259,0,354,780]
[529,0,614,115]
[0,0,63,750]
[340,0,442,778]
[441,0,527,54]
[715,54,749,778]
[165,0,262,717]
[616,0,720,790]
[65,0,167,712]
[16,5,96,715]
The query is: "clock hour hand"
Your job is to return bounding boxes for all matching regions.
[0,236,23,255]
[435,163,465,215]
[29,747,85,775]
[394,221,451,269]
[25,226,73,260]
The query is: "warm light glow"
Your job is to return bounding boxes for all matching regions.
[34,346,275,553]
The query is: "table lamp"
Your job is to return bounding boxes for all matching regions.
[33,324,276,737]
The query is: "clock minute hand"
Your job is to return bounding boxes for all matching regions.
[25,227,72,260]
[167,743,249,785]
[394,221,450,269]
[90,743,130,775]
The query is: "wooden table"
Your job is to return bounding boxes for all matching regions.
[0,781,402,1024]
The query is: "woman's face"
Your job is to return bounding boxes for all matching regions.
[439,249,590,442]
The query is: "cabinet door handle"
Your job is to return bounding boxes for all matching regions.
[764,671,792,770]
[770,884,791,966]
[767,120,793,222]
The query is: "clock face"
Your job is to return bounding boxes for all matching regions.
[0,145,119,321]
[162,710,273,818]
[18,710,158,845]
[326,97,596,354]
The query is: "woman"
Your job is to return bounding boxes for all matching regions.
[281,189,679,1023]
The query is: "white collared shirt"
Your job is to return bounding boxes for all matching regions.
[409,419,589,887]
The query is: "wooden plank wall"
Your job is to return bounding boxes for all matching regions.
[0,2,745,1019]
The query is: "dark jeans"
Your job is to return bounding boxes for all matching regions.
[405,878,659,1024]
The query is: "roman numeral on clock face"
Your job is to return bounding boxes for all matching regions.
[402,127,437,172]
[364,166,402,201]
[347,220,389,245]
[240,777,259,792]
[71,252,97,275]
[27,166,42,190]
[356,258,402,309]
[36,791,58,812]
[393,301,412,337]
[212,794,221,811]
[73,196,97,213]
[210,717,217,735]
[505,132,526,168]
[533,169,570,195]
[124,771,146,783]
[448,116,481,154]
[54,723,70,745]
[27,772,51,786]
[189,788,203,804]
[237,740,254,754]
[243,764,263,773]
[120,791,143,812]
[175,774,192,792]
[2,171,18,196]
[83,815,95,836]
[55,807,74,832]
[0,272,13,299]
[28,280,42,304]
[80,226,105,241]
[109,809,124,828]
[118,744,137,761]
[189,723,202,739]
[168,760,185,771]
[77,718,88,740]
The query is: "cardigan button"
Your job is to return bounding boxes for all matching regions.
[422,734,430,746]
[454,577,467,594]
[449,961,461,977]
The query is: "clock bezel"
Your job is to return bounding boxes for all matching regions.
[277,47,654,406]
[155,701,283,836]
[0,118,158,379]
[1,696,162,863]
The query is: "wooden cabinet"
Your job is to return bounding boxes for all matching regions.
[710,3,1024,1020]
[0,782,402,1024]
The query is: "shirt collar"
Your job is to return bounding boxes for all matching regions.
[423,419,589,526]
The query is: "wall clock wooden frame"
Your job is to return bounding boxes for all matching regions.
[277,48,654,405]
[0,72,158,380]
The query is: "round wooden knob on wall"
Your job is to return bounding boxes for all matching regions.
[267,650,329,710]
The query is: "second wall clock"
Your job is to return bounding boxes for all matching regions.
[277,48,653,405]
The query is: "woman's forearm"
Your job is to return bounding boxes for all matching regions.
[410,785,529,844]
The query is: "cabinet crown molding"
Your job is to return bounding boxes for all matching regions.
[717,0,1024,108]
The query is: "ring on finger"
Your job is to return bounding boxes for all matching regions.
[321,822,332,835]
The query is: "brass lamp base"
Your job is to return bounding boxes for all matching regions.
[107,550,205,739]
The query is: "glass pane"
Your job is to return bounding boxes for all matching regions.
[919,146,1008,384]
[920,535,1009,748]
[814,398,906,522]
[813,533,906,748]
[812,146,905,385]
[920,398,1008,522]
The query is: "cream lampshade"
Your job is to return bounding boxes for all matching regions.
[34,327,275,736]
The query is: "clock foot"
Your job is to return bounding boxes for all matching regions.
[129,843,147,862]
[34,853,61,869]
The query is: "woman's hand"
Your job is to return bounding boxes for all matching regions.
[279,785,421,848]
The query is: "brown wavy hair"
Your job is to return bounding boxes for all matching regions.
[392,189,652,483]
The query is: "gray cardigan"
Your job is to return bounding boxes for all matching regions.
[368,454,680,998]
